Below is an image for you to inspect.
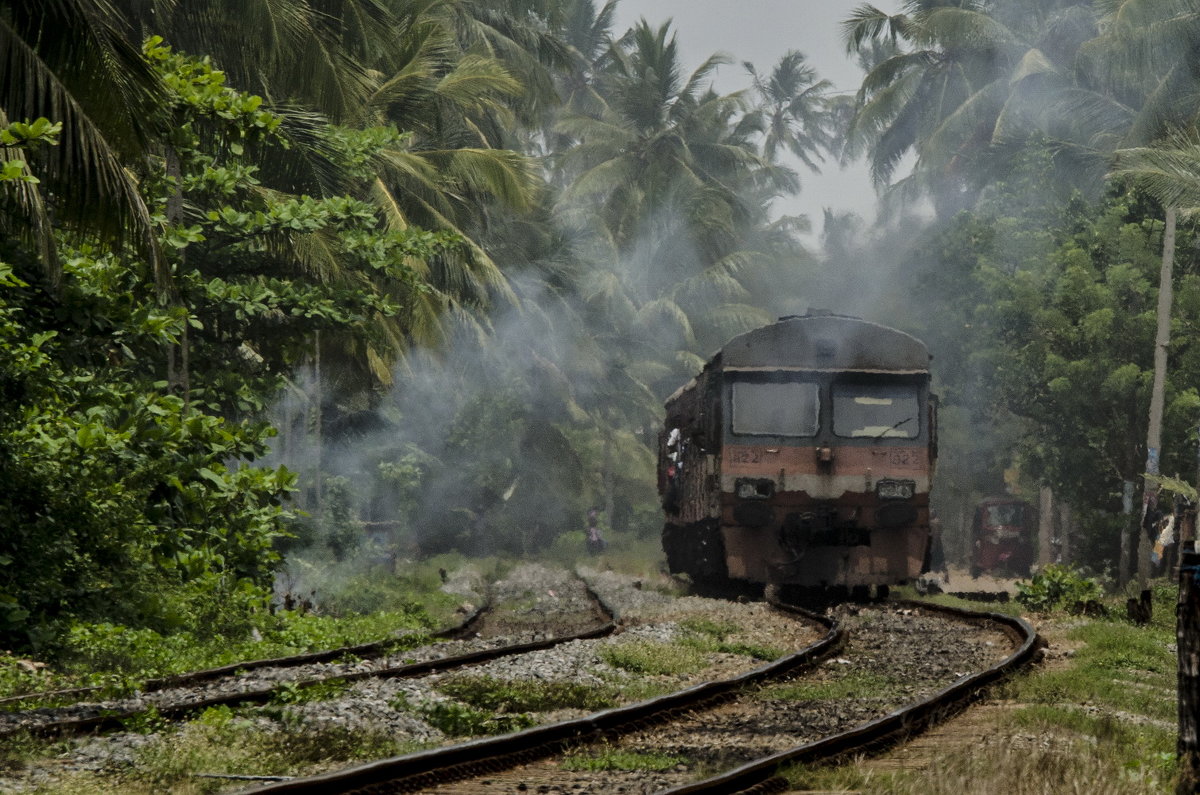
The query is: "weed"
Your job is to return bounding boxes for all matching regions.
[759,669,900,702]
[418,700,535,736]
[782,731,1175,794]
[269,678,351,705]
[674,618,784,661]
[0,731,72,773]
[679,617,738,639]
[599,640,705,676]
[435,675,618,712]
[561,748,686,772]
[679,634,782,661]
[120,704,167,734]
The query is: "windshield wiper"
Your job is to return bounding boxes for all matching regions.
[874,416,913,439]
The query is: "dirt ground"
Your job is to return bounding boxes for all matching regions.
[930,564,1022,597]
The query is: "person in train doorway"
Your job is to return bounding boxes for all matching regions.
[586,507,607,555]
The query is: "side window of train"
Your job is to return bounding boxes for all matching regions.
[730,380,819,437]
[832,383,920,439]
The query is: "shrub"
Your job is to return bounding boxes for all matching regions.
[1015,564,1103,612]
[417,701,535,736]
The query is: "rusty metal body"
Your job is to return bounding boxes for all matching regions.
[660,312,937,589]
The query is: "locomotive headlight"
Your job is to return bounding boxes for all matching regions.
[876,479,915,500]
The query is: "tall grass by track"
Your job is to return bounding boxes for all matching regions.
[785,582,1181,793]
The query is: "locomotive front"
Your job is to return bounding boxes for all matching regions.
[661,313,937,590]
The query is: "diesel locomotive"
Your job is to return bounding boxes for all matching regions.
[659,311,937,593]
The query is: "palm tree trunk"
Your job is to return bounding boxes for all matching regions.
[602,432,615,537]
[1038,487,1054,567]
[1059,502,1072,565]
[313,330,323,513]
[1140,206,1176,588]
[1121,479,1135,587]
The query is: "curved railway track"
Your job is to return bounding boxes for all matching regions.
[0,571,616,741]
[237,595,1038,795]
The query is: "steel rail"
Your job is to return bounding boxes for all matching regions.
[0,607,485,712]
[660,599,1041,794]
[0,585,617,740]
[239,601,843,795]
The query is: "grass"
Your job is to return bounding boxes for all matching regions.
[678,616,784,661]
[599,639,707,676]
[435,674,619,712]
[784,734,1172,795]
[561,747,686,772]
[268,678,353,705]
[25,713,428,795]
[1007,620,1176,723]
[757,669,904,702]
[779,581,1182,793]
[415,700,537,737]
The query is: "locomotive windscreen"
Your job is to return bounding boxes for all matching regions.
[832,383,920,439]
[730,381,819,437]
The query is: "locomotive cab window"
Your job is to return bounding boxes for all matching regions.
[730,380,819,437]
[832,382,920,439]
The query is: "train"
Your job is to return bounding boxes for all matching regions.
[969,496,1036,578]
[658,311,937,595]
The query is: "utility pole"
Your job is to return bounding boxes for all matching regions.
[1038,487,1054,567]
[1178,549,1200,793]
[1141,206,1176,589]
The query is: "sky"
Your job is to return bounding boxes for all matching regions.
[613,0,902,241]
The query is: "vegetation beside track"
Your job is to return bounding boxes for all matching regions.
[0,553,477,703]
[786,582,1179,793]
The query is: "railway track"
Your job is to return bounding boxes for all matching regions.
[0,568,616,741]
[236,593,1038,795]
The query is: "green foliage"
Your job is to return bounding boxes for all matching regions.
[561,748,686,772]
[599,640,706,676]
[32,605,431,686]
[0,118,62,149]
[678,618,783,661]
[0,652,51,700]
[270,679,351,705]
[416,700,536,737]
[1015,565,1104,612]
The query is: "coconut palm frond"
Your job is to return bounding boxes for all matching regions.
[0,2,163,283]
[842,4,910,53]
[1110,131,1200,210]
[634,297,694,343]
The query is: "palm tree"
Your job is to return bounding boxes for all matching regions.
[0,0,162,282]
[553,20,805,386]
[1110,129,1200,213]
[743,50,837,172]
[842,0,1097,214]
[1068,0,1200,153]
[115,0,396,124]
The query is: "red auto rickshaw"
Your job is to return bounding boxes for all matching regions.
[970,497,1036,577]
